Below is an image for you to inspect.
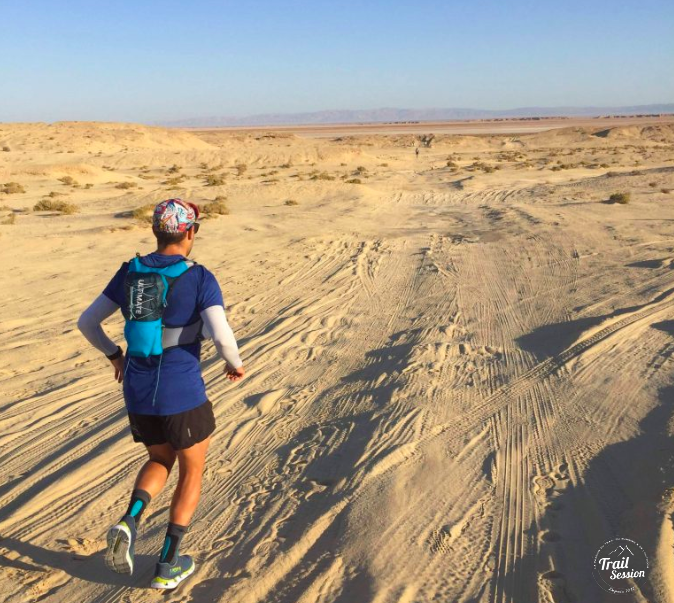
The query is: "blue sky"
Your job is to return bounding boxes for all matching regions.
[1,0,672,122]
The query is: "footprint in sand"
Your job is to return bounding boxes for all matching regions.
[56,537,100,559]
[538,570,575,603]
[533,462,569,510]
[539,530,562,543]
[428,526,453,554]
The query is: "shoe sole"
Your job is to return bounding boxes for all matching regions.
[150,559,196,589]
[105,523,134,575]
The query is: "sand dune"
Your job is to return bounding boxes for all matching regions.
[1,121,674,602]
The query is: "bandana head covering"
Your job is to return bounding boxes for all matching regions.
[152,198,200,233]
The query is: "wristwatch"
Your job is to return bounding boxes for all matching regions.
[106,345,124,361]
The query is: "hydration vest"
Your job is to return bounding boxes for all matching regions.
[122,255,200,357]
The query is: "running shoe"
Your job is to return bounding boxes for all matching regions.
[150,554,196,589]
[105,514,136,574]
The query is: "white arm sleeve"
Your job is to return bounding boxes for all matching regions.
[77,294,120,356]
[200,305,243,368]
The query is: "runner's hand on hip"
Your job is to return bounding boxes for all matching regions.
[225,364,245,382]
[110,356,125,383]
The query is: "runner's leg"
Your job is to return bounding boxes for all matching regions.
[134,442,177,498]
[170,435,211,525]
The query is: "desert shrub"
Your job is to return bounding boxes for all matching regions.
[284,199,298,206]
[279,162,292,169]
[2,146,10,152]
[340,162,347,166]
[205,174,226,186]
[46,191,66,198]
[355,166,367,174]
[33,199,78,214]
[235,163,247,176]
[661,188,671,194]
[85,183,94,189]
[164,176,186,186]
[446,161,458,168]
[380,163,388,167]
[648,182,657,188]
[166,164,181,174]
[131,203,155,222]
[310,172,335,181]
[1,212,16,225]
[345,178,362,184]
[115,182,137,189]
[199,162,209,170]
[2,182,25,194]
[609,192,630,204]
[202,197,230,216]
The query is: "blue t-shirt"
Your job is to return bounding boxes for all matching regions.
[102,252,224,416]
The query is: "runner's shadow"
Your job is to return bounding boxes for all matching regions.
[535,383,674,600]
[0,536,154,587]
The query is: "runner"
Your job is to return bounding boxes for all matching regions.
[77,198,245,589]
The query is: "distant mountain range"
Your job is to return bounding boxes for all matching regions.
[161,104,674,128]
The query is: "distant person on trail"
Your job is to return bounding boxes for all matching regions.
[77,198,245,590]
[415,146,420,158]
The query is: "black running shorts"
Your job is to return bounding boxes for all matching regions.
[127,400,216,450]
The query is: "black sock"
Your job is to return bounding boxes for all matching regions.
[125,488,151,523]
[159,522,188,564]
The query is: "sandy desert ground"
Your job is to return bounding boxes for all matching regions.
[1,119,674,603]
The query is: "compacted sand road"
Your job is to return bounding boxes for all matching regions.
[1,122,674,602]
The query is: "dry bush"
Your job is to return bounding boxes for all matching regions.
[661,188,671,194]
[2,146,10,152]
[609,192,630,204]
[201,197,229,217]
[2,182,26,194]
[279,162,292,169]
[166,164,181,174]
[284,199,298,206]
[59,176,78,186]
[33,199,78,214]
[85,183,94,189]
[164,176,186,186]
[345,178,362,184]
[131,203,155,222]
[1,212,16,225]
[235,163,247,176]
[310,172,335,181]
[205,173,226,186]
[115,182,137,190]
